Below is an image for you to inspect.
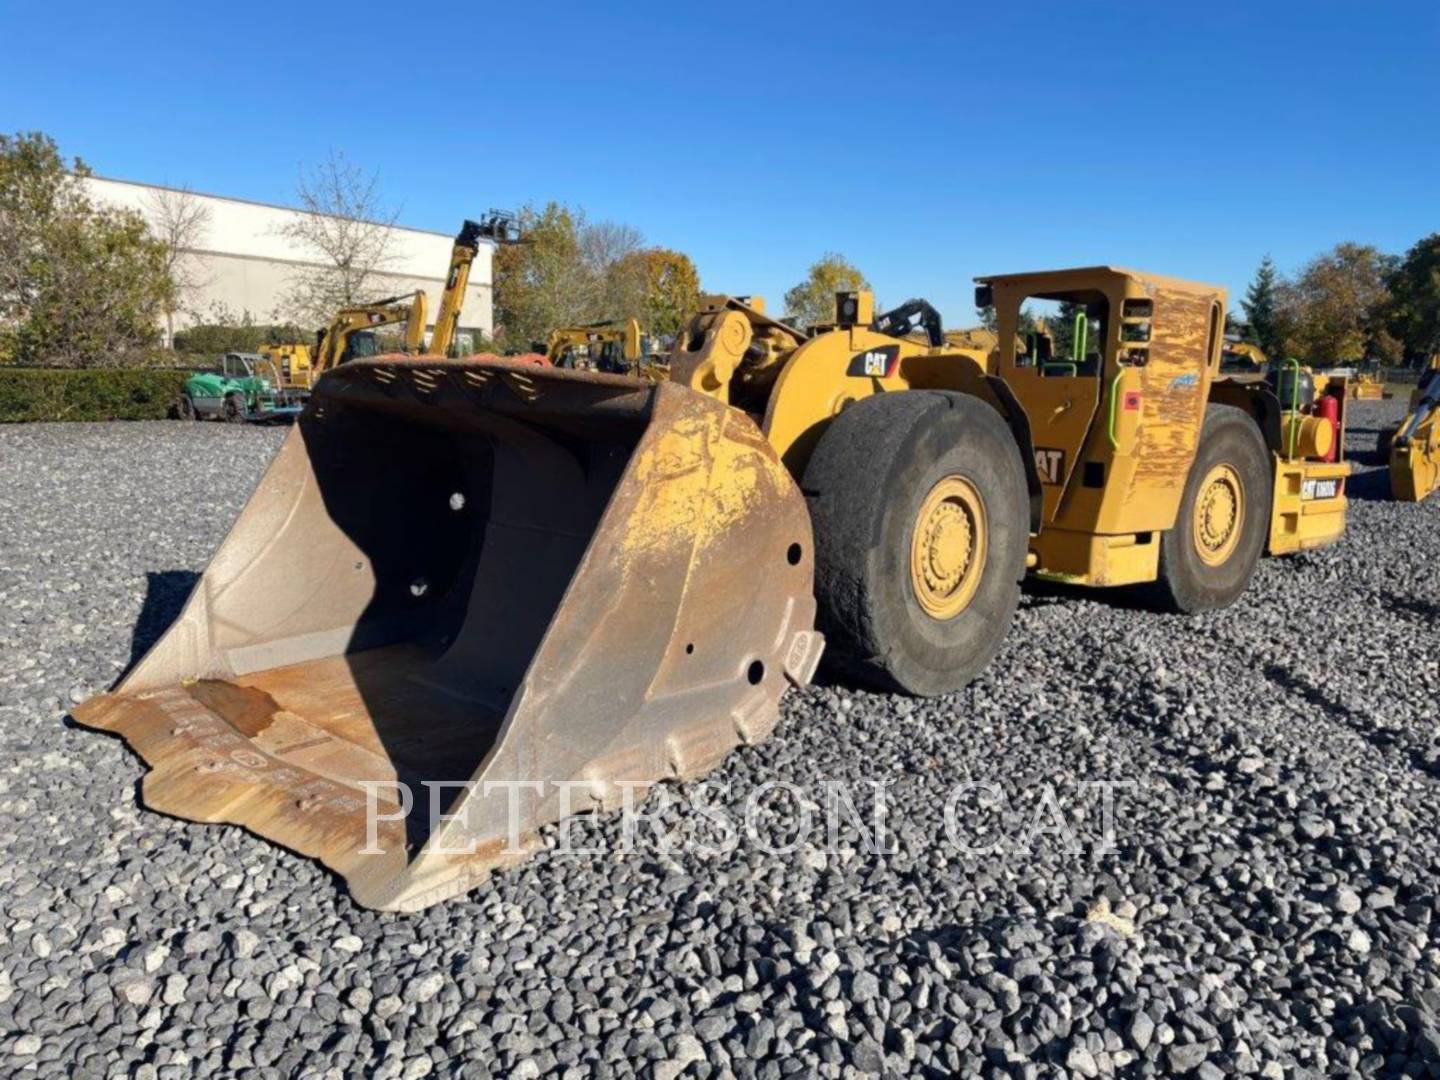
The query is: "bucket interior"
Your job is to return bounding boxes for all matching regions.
[161,372,653,850]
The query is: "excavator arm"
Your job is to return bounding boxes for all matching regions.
[313,293,428,378]
[544,318,647,373]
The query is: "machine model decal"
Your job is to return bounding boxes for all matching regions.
[1301,478,1341,501]
[1034,447,1066,485]
[846,345,901,379]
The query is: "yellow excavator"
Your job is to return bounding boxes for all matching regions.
[542,318,645,373]
[268,213,518,387]
[1381,356,1440,501]
[75,266,1349,911]
[312,292,430,377]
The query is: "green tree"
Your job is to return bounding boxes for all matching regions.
[1,131,172,366]
[1046,300,1086,358]
[977,302,1039,337]
[1240,255,1284,359]
[1277,242,1396,364]
[1386,233,1440,364]
[495,203,703,348]
[493,202,591,349]
[608,247,700,337]
[783,253,871,329]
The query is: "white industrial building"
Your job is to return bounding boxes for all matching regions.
[83,176,494,347]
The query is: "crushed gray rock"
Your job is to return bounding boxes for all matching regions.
[1,404,1438,1076]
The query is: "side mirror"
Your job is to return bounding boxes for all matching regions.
[974,284,994,309]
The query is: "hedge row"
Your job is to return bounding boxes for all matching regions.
[0,367,189,423]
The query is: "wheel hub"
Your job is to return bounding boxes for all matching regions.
[910,476,988,619]
[1193,464,1245,566]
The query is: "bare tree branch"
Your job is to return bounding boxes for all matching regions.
[144,186,211,345]
[277,151,400,325]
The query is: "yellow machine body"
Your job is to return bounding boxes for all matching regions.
[74,267,1352,912]
[1349,374,1386,400]
[257,342,315,389]
[312,293,429,382]
[544,318,644,372]
[1388,360,1440,501]
[674,271,1349,592]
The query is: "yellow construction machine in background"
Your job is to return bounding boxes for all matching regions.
[1381,357,1440,501]
[542,318,645,373]
[75,265,1351,911]
[1348,371,1387,400]
[1221,341,1270,373]
[260,213,520,388]
[256,293,424,391]
[255,342,316,389]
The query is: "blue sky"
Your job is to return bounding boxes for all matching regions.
[3,0,1437,323]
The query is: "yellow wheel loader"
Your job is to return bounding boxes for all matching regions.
[1381,358,1440,501]
[75,266,1349,911]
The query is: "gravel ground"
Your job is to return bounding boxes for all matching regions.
[1,401,1438,1079]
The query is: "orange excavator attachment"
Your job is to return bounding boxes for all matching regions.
[74,357,822,911]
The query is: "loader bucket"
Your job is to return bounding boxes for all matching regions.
[74,357,823,911]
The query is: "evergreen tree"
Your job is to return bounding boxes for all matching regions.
[1241,255,1283,359]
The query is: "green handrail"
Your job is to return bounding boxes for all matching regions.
[1073,311,1088,365]
[1108,370,1123,448]
[1282,357,1301,459]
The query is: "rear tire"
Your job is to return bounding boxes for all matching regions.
[175,394,196,421]
[802,391,1029,696]
[223,393,245,424]
[1156,404,1271,613]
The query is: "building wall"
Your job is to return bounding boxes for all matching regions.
[83,176,494,346]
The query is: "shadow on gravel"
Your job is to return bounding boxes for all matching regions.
[1381,591,1440,623]
[1262,661,1436,778]
[1344,425,1401,467]
[1021,577,1168,613]
[114,570,200,687]
[1343,468,1394,502]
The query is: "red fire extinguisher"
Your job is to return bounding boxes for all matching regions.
[1316,392,1341,462]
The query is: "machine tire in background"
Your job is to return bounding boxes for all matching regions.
[802,391,1029,696]
[176,394,196,421]
[1157,404,1271,613]
[222,392,245,424]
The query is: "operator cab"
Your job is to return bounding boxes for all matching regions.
[1016,294,1110,378]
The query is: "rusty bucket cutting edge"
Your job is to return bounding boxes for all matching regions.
[73,357,824,911]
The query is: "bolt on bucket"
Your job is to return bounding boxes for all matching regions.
[74,357,823,911]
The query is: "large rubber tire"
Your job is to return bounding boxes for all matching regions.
[802,391,1029,696]
[222,393,246,424]
[1156,404,1271,613]
[175,394,196,421]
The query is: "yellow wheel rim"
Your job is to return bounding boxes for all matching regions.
[909,475,988,620]
[1193,463,1245,567]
